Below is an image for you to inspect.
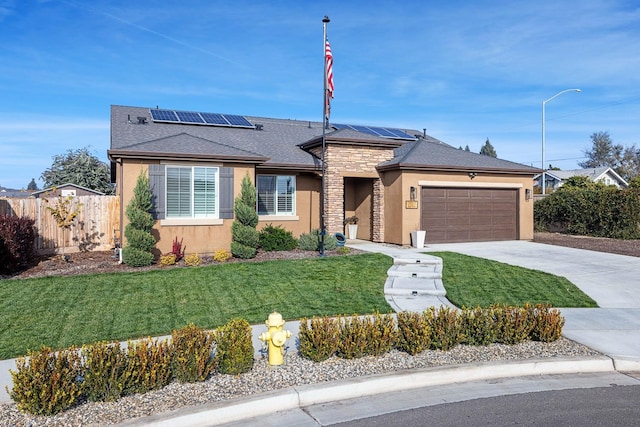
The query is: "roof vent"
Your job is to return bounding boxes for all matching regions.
[137,117,148,125]
[255,124,264,131]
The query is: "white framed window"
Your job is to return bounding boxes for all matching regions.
[257,175,296,216]
[166,166,219,218]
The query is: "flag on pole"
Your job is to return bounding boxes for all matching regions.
[325,38,334,121]
[325,39,334,98]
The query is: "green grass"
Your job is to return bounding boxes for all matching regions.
[430,251,598,309]
[0,253,393,359]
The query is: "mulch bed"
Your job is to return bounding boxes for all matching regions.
[4,232,638,280]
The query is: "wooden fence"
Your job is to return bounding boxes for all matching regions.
[0,195,120,253]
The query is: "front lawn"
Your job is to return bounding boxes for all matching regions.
[0,253,393,359]
[431,251,598,308]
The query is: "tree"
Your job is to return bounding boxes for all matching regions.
[479,138,497,157]
[464,145,471,152]
[579,131,640,181]
[121,171,155,267]
[44,194,82,260]
[41,147,113,194]
[230,172,259,259]
[27,178,39,191]
[579,131,622,169]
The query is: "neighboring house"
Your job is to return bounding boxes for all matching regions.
[534,167,628,193]
[0,186,32,198]
[32,183,105,198]
[108,105,540,254]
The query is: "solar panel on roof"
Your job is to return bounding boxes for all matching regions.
[224,114,252,127]
[150,109,179,122]
[368,127,397,138]
[175,111,205,123]
[386,128,415,139]
[200,112,228,125]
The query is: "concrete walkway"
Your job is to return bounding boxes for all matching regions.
[2,239,640,425]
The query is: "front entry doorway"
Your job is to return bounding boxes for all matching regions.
[343,177,373,240]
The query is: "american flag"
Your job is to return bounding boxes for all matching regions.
[325,39,334,119]
[325,39,334,96]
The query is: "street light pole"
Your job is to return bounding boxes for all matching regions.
[541,88,581,195]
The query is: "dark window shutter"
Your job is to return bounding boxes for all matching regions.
[219,167,234,219]
[148,164,165,220]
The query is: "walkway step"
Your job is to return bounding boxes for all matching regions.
[384,277,446,296]
[387,264,441,279]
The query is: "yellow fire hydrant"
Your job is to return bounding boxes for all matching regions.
[258,311,292,366]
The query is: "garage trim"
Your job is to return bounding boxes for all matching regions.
[418,180,523,188]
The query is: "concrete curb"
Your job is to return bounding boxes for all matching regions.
[115,356,614,426]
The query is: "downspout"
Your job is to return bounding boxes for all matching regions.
[117,158,124,264]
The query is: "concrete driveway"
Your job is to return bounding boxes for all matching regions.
[421,240,640,369]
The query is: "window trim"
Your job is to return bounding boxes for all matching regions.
[165,164,220,220]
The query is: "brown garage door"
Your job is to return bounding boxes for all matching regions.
[421,187,518,243]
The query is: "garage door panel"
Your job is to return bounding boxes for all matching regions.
[421,187,517,243]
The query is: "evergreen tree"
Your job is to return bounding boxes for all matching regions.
[27,178,39,191]
[479,138,497,157]
[465,145,471,152]
[41,146,114,194]
[230,173,259,259]
[121,171,155,266]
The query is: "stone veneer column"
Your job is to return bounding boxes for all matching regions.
[372,178,384,242]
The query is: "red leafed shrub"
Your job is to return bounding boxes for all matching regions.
[0,215,37,274]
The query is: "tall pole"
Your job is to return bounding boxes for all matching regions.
[320,16,330,256]
[541,88,581,195]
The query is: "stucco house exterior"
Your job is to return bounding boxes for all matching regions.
[534,167,628,193]
[108,105,539,255]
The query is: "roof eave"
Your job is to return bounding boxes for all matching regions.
[377,162,542,175]
[108,149,268,164]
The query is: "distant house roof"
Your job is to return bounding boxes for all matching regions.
[32,183,105,198]
[536,167,628,188]
[0,187,32,198]
[109,105,540,175]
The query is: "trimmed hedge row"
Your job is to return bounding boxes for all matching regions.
[299,304,564,361]
[8,320,253,416]
[534,186,640,239]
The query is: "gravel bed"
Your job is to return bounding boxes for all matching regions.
[0,338,600,426]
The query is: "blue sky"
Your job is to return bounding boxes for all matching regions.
[1,0,639,189]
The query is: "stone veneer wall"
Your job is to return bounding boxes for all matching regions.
[310,144,394,242]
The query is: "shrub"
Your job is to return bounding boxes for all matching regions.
[299,316,340,362]
[123,171,156,266]
[123,338,172,394]
[215,318,254,375]
[527,303,565,342]
[534,186,640,239]
[82,341,128,402]
[336,315,369,359]
[171,324,216,383]
[121,247,155,267]
[459,306,497,346]
[213,249,232,263]
[0,215,37,274]
[298,229,338,251]
[184,253,202,267]
[230,241,257,259]
[170,236,185,261]
[159,253,177,266]
[231,173,259,259]
[259,224,298,251]
[9,346,83,416]
[336,246,351,255]
[492,304,533,345]
[425,306,461,351]
[364,312,397,357]
[395,311,431,355]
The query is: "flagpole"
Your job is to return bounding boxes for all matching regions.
[320,15,330,257]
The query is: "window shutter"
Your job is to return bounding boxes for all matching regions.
[219,167,234,219]
[148,164,165,220]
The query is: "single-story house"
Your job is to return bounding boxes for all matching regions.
[534,167,628,193]
[108,105,540,255]
[0,187,32,198]
[32,183,106,198]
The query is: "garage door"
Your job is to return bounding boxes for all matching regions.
[421,187,518,243]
